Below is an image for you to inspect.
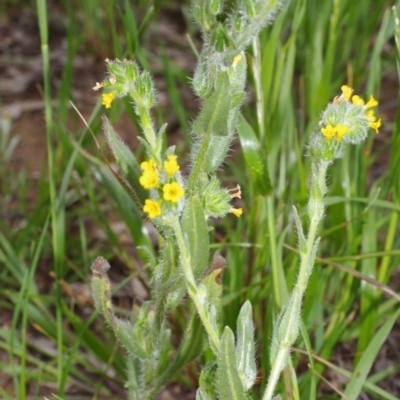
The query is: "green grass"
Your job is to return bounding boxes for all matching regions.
[1,0,399,398]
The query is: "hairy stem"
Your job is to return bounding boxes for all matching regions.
[170,216,220,351]
[263,160,328,400]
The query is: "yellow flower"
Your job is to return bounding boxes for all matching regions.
[230,208,243,218]
[102,91,116,109]
[369,118,381,134]
[366,110,376,122]
[164,155,179,177]
[141,159,155,172]
[351,95,365,106]
[139,170,159,189]
[341,85,353,100]
[321,124,336,142]
[143,199,161,219]
[365,95,378,109]
[335,124,349,142]
[163,182,184,203]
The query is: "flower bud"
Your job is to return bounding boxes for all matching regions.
[193,58,210,99]
[243,0,258,18]
[192,1,216,32]
[209,0,223,15]
[211,23,229,52]
[201,177,235,218]
[135,71,155,109]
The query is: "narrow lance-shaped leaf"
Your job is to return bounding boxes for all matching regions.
[237,114,272,196]
[236,301,257,390]
[155,310,204,389]
[188,71,231,190]
[182,195,209,279]
[217,326,247,400]
[344,307,400,399]
[292,206,306,254]
[202,267,223,321]
[197,362,218,399]
[102,116,147,204]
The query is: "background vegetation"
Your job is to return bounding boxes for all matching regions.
[1,0,399,398]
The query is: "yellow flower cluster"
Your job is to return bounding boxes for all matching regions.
[341,85,381,133]
[139,156,185,219]
[320,85,381,142]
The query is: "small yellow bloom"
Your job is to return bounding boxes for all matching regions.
[341,85,353,100]
[230,208,243,218]
[321,124,336,142]
[369,118,381,134]
[141,159,155,172]
[351,95,365,106]
[102,91,116,109]
[365,95,378,109]
[164,155,180,177]
[139,170,159,189]
[335,124,349,142]
[143,199,161,219]
[163,182,184,203]
[366,110,376,122]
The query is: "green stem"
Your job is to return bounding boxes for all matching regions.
[378,209,399,285]
[129,87,157,150]
[266,196,287,308]
[138,105,157,149]
[252,38,265,140]
[37,0,65,395]
[170,216,220,351]
[251,37,287,308]
[263,161,328,400]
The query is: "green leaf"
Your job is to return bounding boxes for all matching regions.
[237,114,272,196]
[91,257,113,326]
[188,71,232,189]
[153,234,186,312]
[115,317,147,360]
[202,268,223,320]
[170,311,204,371]
[192,0,217,32]
[343,307,400,399]
[102,116,147,204]
[292,206,306,254]
[198,362,217,399]
[196,387,213,400]
[192,71,230,138]
[356,206,377,364]
[236,301,257,390]
[155,310,204,389]
[182,195,209,280]
[217,326,247,400]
